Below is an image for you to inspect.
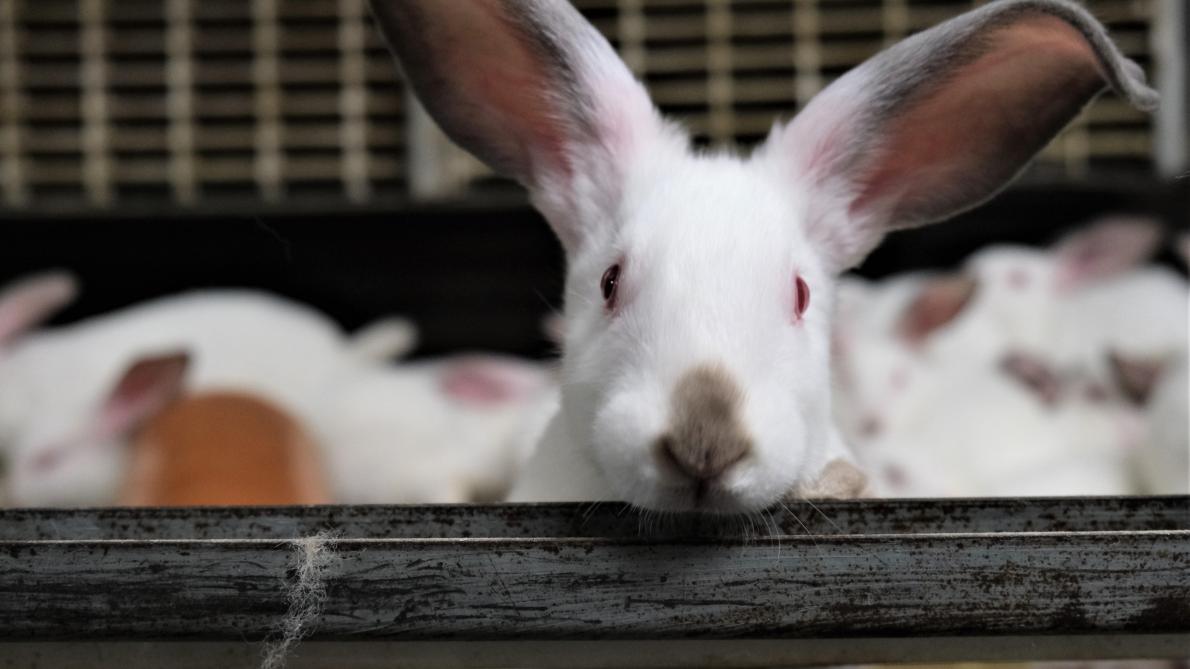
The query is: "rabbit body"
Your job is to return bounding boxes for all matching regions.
[312,355,558,504]
[0,290,363,506]
[371,0,1157,511]
[120,391,332,506]
[1133,349,1189,494]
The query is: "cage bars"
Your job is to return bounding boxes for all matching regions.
[0,0,1167,211]
[0,0,26,207]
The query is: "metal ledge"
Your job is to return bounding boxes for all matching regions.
[1,497,1187,664]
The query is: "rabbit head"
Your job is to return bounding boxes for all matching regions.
[4,351,189,507]
[369,0,1157,512]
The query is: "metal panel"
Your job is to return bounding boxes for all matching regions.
[0,497,1187,666]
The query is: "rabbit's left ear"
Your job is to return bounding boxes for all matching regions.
[762,0,1158,272]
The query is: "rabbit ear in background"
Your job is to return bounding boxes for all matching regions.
[349,316,419,362]
[367,0,670,251]
[762,0,1159,272]
[895,275,977,345]
[93,351,191,440]
[0,271,78,347]
[1052,214,1164,290]
[439,356,548,408]
[999,351,1065,407]
[540,313,566,348]
[1107,350,1168,406]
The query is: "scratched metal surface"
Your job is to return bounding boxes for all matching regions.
[1,496,1186,540]
[0,497,1186,647]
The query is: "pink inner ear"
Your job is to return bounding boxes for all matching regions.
[0,273,76,347]
[95,352,189,439]
[849,16,1105,226]
[408,2,574,185]
[439,358,541,408]
[897,275,977,345]
[1054,218,1162,290]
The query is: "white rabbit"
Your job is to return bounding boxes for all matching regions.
[859,351,1147,497]
[369,0,1156,512]
[311,354,558,504]
[832,271,982,445]
[0,276,404,507]
[958,217,1182,369]
[891,217,1167,368]
[1112,236,1190,495]
[1131,349,1189,494]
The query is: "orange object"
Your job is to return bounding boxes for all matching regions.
[121,391,331,506]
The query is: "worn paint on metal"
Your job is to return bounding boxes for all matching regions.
[0,497,1186,649]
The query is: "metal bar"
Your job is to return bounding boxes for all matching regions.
[165,0,196,206]
[1155,0,1188,177]
[2,497,1184,541]
[252,0,284,203]
[79,0,112,207]
[338,0,371,204]
[0,0,28,207]
[0,498,1185,658]
[3,636,1190,668]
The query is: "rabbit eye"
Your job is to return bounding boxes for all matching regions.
[600,264,621,309]
[794,275,810,320]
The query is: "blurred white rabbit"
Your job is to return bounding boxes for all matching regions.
[1111,235,1190,494]
[833,215,1184,496]
[0,272,413,507]
[311,353,558,504]
[370,0,1155,511]
[859,351,1147,497]
[1128,349,1189,494]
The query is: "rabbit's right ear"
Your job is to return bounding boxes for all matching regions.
[0,271,78,347]
[368,0,669,251]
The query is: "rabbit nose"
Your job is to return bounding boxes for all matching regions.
[658,364,753,482]
[657,432,750,482]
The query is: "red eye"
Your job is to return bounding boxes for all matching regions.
[600,264,621,309]
[794,275,810,320]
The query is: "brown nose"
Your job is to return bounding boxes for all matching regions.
[658,365,752,482]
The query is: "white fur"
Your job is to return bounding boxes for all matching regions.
[310,356,557,504]
[0,290,363,506]
[833,236,1187,498]
[1135,349,1189,494]
[511,152,839,512]
[856,356,1145,497]
[375,0,1156,512]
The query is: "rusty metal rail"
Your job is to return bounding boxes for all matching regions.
[0,497,1187,667]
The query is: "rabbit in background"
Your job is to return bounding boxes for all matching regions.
[834,216,1183,446]
[858,350,1149,497]
[120,388,333,507]
[310,352,558,504]
[0,272,414,507]
[370,0,1157,512]
[833,217,1188,496]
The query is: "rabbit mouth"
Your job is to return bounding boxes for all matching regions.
[653,480,752,515]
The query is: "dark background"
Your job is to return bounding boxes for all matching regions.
[2,178,1185,359]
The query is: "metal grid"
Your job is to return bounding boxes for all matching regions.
[0,0,1165,212]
